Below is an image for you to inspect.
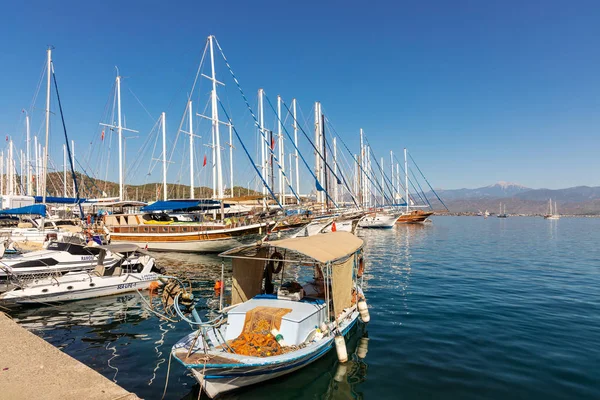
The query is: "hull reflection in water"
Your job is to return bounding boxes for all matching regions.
[180,327,370,400]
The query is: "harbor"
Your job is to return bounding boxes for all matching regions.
[2,2,600,399]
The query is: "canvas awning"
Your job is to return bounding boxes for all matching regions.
[0,204,47,217]
[221,231,364,264]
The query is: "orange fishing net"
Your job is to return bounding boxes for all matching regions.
[228,306,292,357]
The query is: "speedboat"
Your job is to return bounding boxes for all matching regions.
[169,231,370,398]
[0,239,143,291]
[0,244,163,305]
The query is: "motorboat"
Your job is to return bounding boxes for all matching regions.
[168,231,370,398]
[0,239,144,291]
[0,244,163,305]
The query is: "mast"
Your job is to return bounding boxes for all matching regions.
[366,145,371,208]
[314,102,321,205]
[404,148,408,212]
[390,151,394,201]
[333,137,338,204]
[396,163,400,202]
[25,112,31,195]
[259,89,266,210]
[0,151,3,196]
[116,74,124,201]
[8,140,13,195]
[42,47,51,207]
[380,157,384,204]
[229,122,233,197]
[277,95,285,206]
[71,140,75,196]
[63,144,67,197]
[292,99,299,195]
[34,137,38,195]
[188,100,194,199]
[322,112,328,210]
[359,129,364,208]
[209,35,223,199]
[161,112,167,201]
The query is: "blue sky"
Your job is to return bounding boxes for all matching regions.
[0,0,599,194]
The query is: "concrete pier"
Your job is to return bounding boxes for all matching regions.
[0,312,140,400]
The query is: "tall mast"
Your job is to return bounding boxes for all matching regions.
[258,89,266,210]
[314,102,321,205]
[209,35,223,199]
[277,95,285,206]
[8,140,13,195]
[0,151,3,196]
[396,163,400,202]
[188,100,194,199]
[404,148,408,212]
[359,129,364,208]
[71,140,75,196]
[116,74,125,201]
[41,47,51,206]
[292,99,299,195]
[381,157,384,204]
[63,144,67,197]
[390,151,394,201]
[161,112,167,201]
[229,122,233,197]
[25,112,31,195]
[333,137,338,204]
[34,137,38,195]
[366,145,371,208]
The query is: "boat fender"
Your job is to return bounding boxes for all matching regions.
[357,336,369,359]
[268,251,284,274]
[358,300,370,323]
[357,256,365,278]
[334,363,348,382]
[270,328,288,347]
[335,335,348,363]
[320,322,329,335]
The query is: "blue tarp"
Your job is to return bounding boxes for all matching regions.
[140,199,225,212]
[0,204,47,217]
[34,196,86,204]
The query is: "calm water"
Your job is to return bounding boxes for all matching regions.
[8,217,600,399]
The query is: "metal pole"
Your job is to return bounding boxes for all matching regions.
[188,100,195,199]
[404,148,408,212]
[314,102,321,204]
[292,99,300,196]
[25,113,31,195]
[277,95,285,206]
[259,89,266,210]
[63,144,67,197]
[162,112,167,201]
[209,36,223,199]
[71,139,75,197]
[229,122,233,197]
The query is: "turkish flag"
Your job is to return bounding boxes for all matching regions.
[203,155,207,167]
[101,131,105,140]
[271,137,275,150]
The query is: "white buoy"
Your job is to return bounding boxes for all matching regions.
[334,335,348,363]
[357,337,369,359]
[358,300,370,323]
[333,362,348,382]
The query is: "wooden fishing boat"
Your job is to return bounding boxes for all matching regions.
[170,231,370,398]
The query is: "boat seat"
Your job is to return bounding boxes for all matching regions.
[93,265,106,277]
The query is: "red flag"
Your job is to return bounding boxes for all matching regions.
[271,137,275,150]
[203,155,207,167]
[101,130,105,140]
[331,222,337,232]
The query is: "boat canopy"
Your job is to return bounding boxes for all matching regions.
[0,204,46,217]
[141,199,225,212]
[33,196,86,204]
[221,231,363,264]
[83,200,147,208]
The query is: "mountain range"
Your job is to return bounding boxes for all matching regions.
[428,182,600,215]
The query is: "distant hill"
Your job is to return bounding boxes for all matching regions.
[428,182,600,215]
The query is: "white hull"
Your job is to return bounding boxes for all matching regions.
[111,237,245,252]
[358,213,399,228]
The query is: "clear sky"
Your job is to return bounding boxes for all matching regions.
[0,0,599,194]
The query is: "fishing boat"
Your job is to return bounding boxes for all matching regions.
[170,231,370,398]
[0,244,162,305]
[543,199,560,220]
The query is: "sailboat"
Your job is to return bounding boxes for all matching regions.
[497,203,508,218]
[543,199,560,220]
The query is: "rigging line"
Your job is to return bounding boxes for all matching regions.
[362,135,397,204]
[409,167,432,207]
[217,100,282,209]
[51,63,84,218]
[325,121,387,208]
[408,151,449,211]
[127,87,156,122]
[321,133,360,208]
[212,38,300,204]
[276,99,349,209]
[391,152,422,204]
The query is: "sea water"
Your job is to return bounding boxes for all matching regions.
[8,217,600,399]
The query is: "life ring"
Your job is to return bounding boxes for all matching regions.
[357,255,365,278]
[268,251,284,274]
